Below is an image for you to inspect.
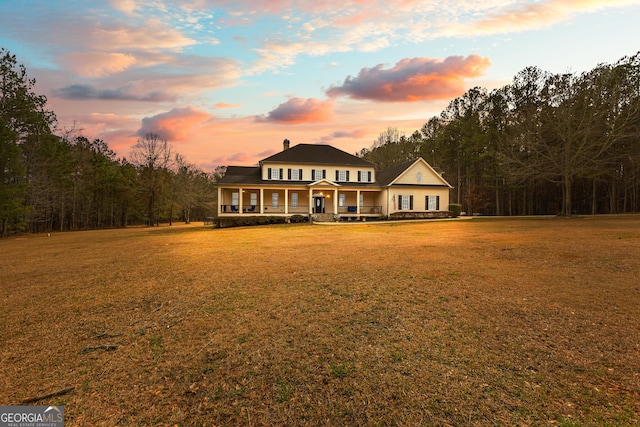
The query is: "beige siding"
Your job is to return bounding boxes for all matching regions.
[393,161,447,186]
[262,162,376,183]
[390,187,450,214]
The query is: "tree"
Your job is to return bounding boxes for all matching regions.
[129,133,173,226]
[0,48,56,236]
[359,127,420,169]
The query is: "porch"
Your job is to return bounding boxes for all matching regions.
[217,186,383,219]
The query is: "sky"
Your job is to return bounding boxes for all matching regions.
[1,0,639,170]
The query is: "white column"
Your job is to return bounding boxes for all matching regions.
[333,189,338,214]
[239,188,243,213]
[260,188,264,214]
[217,186,222,214]
[308,187,313,214]
[357,190,361,215]
[285,189,289,214]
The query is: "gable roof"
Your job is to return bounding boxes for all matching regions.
[261,144,374,167]
[376,158,453,188]
[375,160,416,186]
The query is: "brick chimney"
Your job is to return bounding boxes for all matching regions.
[283,139,290,151]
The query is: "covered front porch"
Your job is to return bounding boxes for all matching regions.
[217,184,382,220]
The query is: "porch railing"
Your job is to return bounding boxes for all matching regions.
[337,205,382,214]
[220,204,382,215]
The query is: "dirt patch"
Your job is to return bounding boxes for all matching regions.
[1,217,639,425]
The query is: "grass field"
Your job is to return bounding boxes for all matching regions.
[1,216,639,426]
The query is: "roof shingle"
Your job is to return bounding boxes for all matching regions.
[261,144,374,167]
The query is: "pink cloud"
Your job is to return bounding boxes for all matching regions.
[137,106,212,142]
[326,55,491,102]
[64,52,136,78]
[256,148,277,158]
[229,152,253,162]
[214,102,241,109]
[465,0,637,35]
[257,98,334,123]
[319,129,367,143]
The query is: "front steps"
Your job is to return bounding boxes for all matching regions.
[312,213,337,222]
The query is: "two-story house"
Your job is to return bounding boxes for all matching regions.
[216,140,452,221]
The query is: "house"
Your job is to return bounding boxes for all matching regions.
[216,140,453,221]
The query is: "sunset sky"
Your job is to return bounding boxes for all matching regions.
[1,0,639,170]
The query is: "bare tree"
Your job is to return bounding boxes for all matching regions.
[129,133,173,226]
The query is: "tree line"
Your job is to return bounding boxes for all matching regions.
[1,48,217,237]
[359,52,640,216]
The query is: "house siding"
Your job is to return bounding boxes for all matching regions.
[261,162,376,183]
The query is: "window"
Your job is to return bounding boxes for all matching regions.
[232,192,239,206]
[359,193,364,207]
[358,170,371,182]
[271,193,279,208]
[291,192,298,208]
[401,195,409,210]
[339,194,346,207]
[312,169,325,180]
[250,193,257,206]
[270,168,280,180]
[290,169,299,180]
[339,170,346,181]
[426,195,440,210]
[399,195,413,210]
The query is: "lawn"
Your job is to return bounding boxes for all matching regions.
[1,216,639,426]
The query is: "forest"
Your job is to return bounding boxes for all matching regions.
[359,52,640,216]
[2,48,639,236]
[0,48,218,237]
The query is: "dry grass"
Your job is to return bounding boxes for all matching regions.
[1,216,639,426]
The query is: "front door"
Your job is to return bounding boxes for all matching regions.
[314,197,325,213]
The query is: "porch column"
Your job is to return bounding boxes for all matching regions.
[308,187,313,214]
[260,188,264,214]
[357,190,361,215]
[333,188,338,214]
[285,189,289,214]
[217,186,222,214]
[239,187,243,213]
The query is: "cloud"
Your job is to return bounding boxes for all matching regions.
[326,55,491,102]
[462,0,639,36]
[229,152,253,162]
[54,84,175,102]
[214,102,241,109]
[136,106,212,142]
[90,18,196,52]
[257,98,334,123]
[319,129,367,143]
[64,52,137,78]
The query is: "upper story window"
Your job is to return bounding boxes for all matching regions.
[312,169,326,181]
[335,170,349,182]
[291,169,299,180]
[268,167,283,180]
[357,171,373,182]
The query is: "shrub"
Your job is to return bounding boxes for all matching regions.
[290,214,307,223]
[449,204,462,217]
